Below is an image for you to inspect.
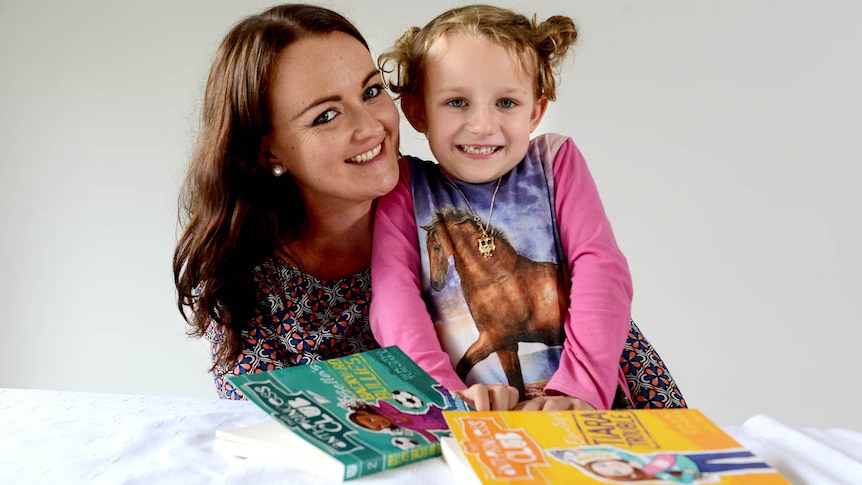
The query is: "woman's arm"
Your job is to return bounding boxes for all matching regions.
[205,317,280,401]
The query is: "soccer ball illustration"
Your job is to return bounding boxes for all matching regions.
[391,436,421,450]
[391,389,424,409]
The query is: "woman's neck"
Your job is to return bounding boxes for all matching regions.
[284,200,375,280]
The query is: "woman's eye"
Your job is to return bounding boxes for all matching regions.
[312,109,337,125]
[363,84,383,100]
[498,99,517,108]
[447,99,467,108]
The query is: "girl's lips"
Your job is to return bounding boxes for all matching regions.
[458,145,502,155]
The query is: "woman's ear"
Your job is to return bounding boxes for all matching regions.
[258,134,273,166]
[400,93,427,133]
[529,97,549,132]
[258,135,285,176]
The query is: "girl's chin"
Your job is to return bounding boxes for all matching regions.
[444,168,507,184]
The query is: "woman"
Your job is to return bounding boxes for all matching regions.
[173,4,400,400]
[173,4,516,410]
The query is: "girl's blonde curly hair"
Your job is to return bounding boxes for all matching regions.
[379,4,578,101]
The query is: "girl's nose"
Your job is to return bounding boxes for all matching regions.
[467,107,496,136]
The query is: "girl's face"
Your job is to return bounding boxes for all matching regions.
[262,32,400,212]
[406,33,547,184]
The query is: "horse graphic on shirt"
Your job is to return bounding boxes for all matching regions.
[422,208,567,400]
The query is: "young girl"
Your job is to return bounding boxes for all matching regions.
[371,5,683,410]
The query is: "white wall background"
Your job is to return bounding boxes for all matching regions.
[1,0,859,430]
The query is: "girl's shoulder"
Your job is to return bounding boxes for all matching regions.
[529,132,575,153]
[525,133,579,175]
[400,153,438,169]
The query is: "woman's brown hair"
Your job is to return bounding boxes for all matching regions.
[173,4,369,368]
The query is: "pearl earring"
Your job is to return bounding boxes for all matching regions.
[272,164,285,177]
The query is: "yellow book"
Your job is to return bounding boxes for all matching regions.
[442,409,790,484]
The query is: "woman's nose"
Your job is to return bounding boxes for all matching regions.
[353,105,385,141]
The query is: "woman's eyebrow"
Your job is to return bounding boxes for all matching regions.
[361,69,378,86]
[293,94,340,121]
[292,69,380,121]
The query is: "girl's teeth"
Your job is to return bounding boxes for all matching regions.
[348,143,382,163]
[460,145,498,155]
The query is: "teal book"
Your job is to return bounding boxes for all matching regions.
[215,346,469,481]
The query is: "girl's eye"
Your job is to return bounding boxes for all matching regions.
[363,84,384,100]
[498,99,517,108]
[447,99,467,108]
[312,108,337,125]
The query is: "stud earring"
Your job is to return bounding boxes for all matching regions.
[272,164,285,177]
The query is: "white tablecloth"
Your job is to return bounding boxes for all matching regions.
[724,414,862,485]
[2,388,860,484]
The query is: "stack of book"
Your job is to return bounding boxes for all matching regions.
[215,346,790,484]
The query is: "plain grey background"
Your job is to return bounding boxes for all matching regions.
[1,0,859,430]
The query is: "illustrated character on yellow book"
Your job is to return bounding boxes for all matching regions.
[548,446,773,484]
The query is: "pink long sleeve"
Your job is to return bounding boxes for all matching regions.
[544,136,633,409]
[370,158,467,391]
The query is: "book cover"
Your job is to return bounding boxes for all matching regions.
[441,409,790,484]
[216,346,468,481]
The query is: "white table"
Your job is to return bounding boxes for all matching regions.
[2,388,860,484]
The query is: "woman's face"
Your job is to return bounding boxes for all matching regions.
[263,31,400,211]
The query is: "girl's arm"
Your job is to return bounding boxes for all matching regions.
[370,158,467,392]
[544,135,633,409]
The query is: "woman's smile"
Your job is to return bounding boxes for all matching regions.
[347,142,384,163]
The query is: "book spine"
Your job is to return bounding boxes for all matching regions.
[342,442,440,480]
[380,441,441,471]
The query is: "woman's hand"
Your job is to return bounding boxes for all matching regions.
[452,384,519,411]
[513,396,596,411]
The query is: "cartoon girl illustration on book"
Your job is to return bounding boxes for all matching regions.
[346,398,449,444]
[548,446,773,484]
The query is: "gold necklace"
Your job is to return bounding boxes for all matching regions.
[445,176,503,259]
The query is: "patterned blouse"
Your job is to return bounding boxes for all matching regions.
[205,257,379,400]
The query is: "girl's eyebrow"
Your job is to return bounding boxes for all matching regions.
[292,69,379,121]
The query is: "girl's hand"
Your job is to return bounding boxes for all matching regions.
[453,384,519,411]
[514,396,596,411]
